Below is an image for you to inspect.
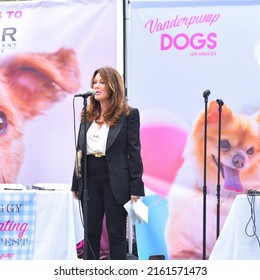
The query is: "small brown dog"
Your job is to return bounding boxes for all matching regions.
[165,100,260,259]
[0,48,80,183]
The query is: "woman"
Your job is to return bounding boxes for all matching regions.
[71,66,145,260]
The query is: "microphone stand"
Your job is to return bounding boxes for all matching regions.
[202,89,210,260]
[82,95,89,260]
[216,99,224,239]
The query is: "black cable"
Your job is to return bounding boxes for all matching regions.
[216,99,224,239]
[245,192,260,247]
[202,89,211,260]
[72,97,84,225]
[73,97,78,150]
[72,97,97,260]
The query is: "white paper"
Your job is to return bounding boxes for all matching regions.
[133,199,149,223]
[124,199,148,224]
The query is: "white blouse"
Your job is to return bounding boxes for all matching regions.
[87,121,109,155]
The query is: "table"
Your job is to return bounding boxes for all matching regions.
[209,194,260,260]
[0,185,84,260]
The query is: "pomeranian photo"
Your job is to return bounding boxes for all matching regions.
[164,100,260,259]
[0,48,80,183]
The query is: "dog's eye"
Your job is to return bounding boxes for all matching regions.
[0,112,8,135]
[220,139,231,151]
[247,147,254,155]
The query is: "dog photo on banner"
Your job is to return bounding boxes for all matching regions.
[0,0,118,260]
[129,0,260,260]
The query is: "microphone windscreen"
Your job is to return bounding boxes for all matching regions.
[25,184,32,190]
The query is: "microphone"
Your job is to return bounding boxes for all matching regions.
[216,99,224,106]
[74,89,96,98]
[25,184,55,191]
[203,89,211,98]
[25,184,43,190]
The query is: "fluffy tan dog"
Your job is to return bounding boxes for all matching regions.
[0,48,80,183]
[165,100,260,259]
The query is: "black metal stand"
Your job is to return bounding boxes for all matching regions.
[202,89,210,260]
[82,96,89,260]
[216,99,224,239]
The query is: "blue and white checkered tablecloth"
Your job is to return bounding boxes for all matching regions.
[0,192,36,260]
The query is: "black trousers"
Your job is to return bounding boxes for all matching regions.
[81,155,127,260]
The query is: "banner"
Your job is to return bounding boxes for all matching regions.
[0,0,117,185]
[0,192,36,260]
[129,0,260,259]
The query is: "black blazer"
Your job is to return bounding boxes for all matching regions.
[71,107,145,204]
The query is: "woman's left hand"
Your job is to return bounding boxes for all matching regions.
[130,195,140,203]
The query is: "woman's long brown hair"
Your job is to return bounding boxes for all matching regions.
[81,66,130,127]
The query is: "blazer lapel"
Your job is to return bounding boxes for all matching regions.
[106,114,126,151]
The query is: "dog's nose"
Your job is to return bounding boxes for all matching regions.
[232,154,245,168]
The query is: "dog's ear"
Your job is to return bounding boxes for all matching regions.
[207,100,233,124]
[2,48,81,119]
